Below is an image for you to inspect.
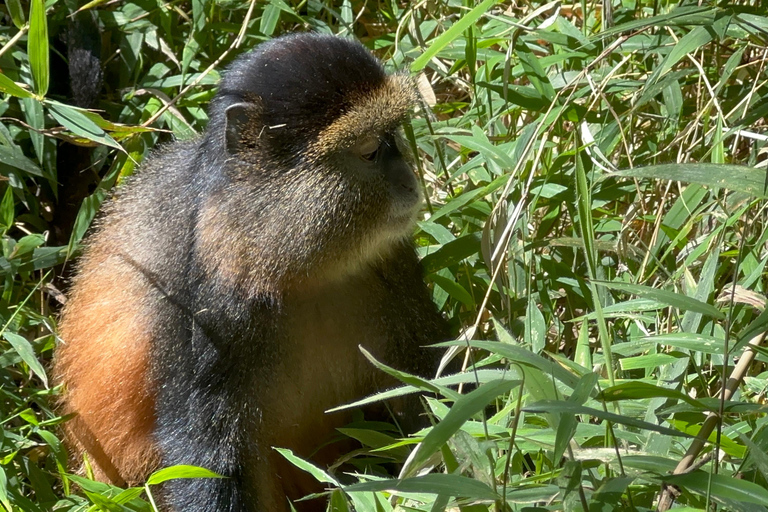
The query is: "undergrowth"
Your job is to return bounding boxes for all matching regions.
[1,0,768,510]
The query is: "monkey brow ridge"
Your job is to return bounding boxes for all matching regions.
[312,74,417,156]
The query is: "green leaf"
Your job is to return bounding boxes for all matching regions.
[0,186,13,235]
[437,339,581,390]
[28,0,49,96]
[36,430,67,477]
[641,333,724,354]
[0,466,12,512]
[260,2,281,36]
[736,306,768,351]
[110,487,146,505]
[594,5,715,41]
[592,280,725,319]
[664,472,768,506]
[554,373,598,464]
[611,164,768,199]
[356,346,459,400]
[428,173,509,222]
[9,233,45,259]
[328,369,512,412]
[336,428,399,451]
[516,43,555,100]
[525,295,546,353]
[4,0,24,28]
[345,473,498,500]
[274,448,339,485]
[402,379,519,476]
[571,298,668,321]
[621,455,678,473]
[620,353,683,371]
[740,430,768,483]
[145,465,222,485]
[430,274,474,307]
[0,144,44,176]
[22,97,44,164]
[655,26,714,83]
[478,82,549,110]
[421,232,481,273]
[0,73,33,98]
[3,332,47,387]
[71,0,111,13]
[443,128,517,170]
[411,0,500,72]
[523,401,691,438]
[67,188,107,257]
[417,221,455,244]
[598,381,702,407]
[328,488,350,512]
[47,101,122,151]
[66,474,119,494]
[84,491,132,512]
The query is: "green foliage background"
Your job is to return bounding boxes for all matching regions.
[1,0,768,510]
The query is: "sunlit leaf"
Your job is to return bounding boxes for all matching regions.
[28,0,48,96]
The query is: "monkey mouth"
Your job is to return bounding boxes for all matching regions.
[386,199,420,229]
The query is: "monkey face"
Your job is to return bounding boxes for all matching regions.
[346,132,421,222]
[201,34,424,283]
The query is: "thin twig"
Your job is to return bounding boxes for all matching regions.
[141,0,257,129]
[656,329,768,511]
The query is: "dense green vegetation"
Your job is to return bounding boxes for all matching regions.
[2,0,768,510]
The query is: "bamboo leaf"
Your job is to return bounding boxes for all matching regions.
[593,280,725,319]
[0,73,33,98]
[3,332,47,387]
[47,101,122,151]
[663,472,768,505]
[5,0,24,28]
[523,401,691,438]
[611,164,768,199]
[274,448,339,486]
[0,144,44,176]
[28,0,48,96]
[402,379,519,477]
[411,0,499,72]
[145,465,222,485]
[345,474,498,500]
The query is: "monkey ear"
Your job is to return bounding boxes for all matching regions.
[225,102,261,154]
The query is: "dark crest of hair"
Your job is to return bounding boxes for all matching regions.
[208,33,388,158]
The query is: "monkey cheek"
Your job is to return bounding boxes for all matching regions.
[389,181,420,214]
[384,181,421,231]
[383,161,421,215]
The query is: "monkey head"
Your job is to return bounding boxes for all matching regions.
[198,34,423,292]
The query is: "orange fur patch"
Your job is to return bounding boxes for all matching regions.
[312,74,416,155]
[54,247,159,485]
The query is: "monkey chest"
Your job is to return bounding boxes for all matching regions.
[259,276,390,454]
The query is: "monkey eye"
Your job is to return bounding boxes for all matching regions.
[356,137,381,162]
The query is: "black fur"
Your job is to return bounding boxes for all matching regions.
[67,10,103,108]
[207,33,387,159]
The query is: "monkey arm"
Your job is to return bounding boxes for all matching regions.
[377,241,450,376]
[152,292,280,512]
[370,241,451,434]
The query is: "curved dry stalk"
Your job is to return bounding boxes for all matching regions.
[656,329,768,512]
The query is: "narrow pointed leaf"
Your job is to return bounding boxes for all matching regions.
[28,0,49,96]
[402,379,519,476]
[593,280,724,319]
[0,74,33,98]
[611,164,768,199]
[411,0,499,72]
